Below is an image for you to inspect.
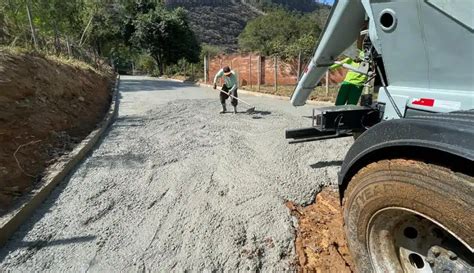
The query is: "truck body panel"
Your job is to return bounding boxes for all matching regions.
[338,110,474,189]
[291,0,474,120]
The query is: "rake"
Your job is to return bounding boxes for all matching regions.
[218,89,256,114]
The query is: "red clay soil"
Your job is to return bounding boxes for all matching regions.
[0,50,113,213]
[287,188,354,273]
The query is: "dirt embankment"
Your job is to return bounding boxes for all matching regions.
[287,189,354,272]
[0,49,113,212]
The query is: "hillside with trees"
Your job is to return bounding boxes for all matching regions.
[238,9,322,58]
[246,0,326,12]
[0,0,331,74]
[163,0,331,52]
[0,1,201,73]
[163,1,260,52]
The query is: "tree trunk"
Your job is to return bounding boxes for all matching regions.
[160,62,165,76]
[152,54,164,75]
[160,53,165,75]
[79,15,94,47]
[54,23,60,56]
[25,0,38,50]
[96,40,102,56]
[66,37,72,58]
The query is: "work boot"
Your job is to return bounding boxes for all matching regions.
[233,106,237,114]
[220,104,227,114]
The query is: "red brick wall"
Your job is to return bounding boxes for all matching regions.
[207,54,346,87]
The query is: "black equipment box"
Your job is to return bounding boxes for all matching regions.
[312,105,373,132]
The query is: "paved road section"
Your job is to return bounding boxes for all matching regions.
[0,76,351,272]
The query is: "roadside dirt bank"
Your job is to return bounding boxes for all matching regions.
[0,49,113,213]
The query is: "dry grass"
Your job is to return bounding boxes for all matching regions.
[242,84,339,103]
[0,46,112,77]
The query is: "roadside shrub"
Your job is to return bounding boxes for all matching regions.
[136,54,156,74]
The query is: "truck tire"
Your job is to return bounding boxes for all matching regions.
[343,159,473,272]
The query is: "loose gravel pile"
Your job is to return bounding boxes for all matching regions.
[0,77,351,272]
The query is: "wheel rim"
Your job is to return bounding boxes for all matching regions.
[366,207,473,273]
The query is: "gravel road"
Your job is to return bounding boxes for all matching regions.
[0,76,352,272]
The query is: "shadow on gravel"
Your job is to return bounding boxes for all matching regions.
[310,160,343,169]
[113,116,146,127]
[16,235,96,250]
[251,110,272,119]
[120,79,196,92]
[0,170,89,260]
[0,86,123,260]
[0,235,96,262]
[252,110,271,115]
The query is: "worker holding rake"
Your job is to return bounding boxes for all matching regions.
[213,66,239,114]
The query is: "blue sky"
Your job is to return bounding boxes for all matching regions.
[322,0,335,5]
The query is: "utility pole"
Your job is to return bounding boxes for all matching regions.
[258,55,261,92]
[274,56,278,93]
[204,55,208,83]
[297,51,302,80]
[249,55,252,88]
[326,70,329,96]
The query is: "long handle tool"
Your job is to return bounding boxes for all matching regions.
[218,89,256,113]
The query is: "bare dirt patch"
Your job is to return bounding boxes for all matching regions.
[0,49,113,213]
[287,188,354,272]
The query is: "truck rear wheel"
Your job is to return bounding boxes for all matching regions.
[343,159,473,272]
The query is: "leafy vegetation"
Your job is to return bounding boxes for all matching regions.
[246,0,327,12]
[181,4,260,52]
[0,0,201,75]
[238,9,321,58]
[1,1,85,52]
[133,6,200,75]
[163,1,330,53]
[200,44,225,59]
[0,0,331,75]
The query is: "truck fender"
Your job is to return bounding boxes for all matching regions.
[338,110,474,198]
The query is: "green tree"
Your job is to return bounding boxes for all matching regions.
[238,9,321,59]
[200,44,223,59]
[246,0,328,13]
[1,0,201,74]
[133,6,200,75]
[1,0,76,49]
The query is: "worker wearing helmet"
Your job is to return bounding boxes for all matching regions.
[213,66,239,114]
[330,49,368,105]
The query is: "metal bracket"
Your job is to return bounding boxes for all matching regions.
[286,105,382,144]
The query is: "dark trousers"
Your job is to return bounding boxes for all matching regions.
[335,83,364,105]
[220,85,238,106]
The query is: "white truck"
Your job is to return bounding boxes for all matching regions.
[286,0,473,272]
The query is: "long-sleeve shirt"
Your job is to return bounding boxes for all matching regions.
[330,50,368,87]
[213,69,238,92]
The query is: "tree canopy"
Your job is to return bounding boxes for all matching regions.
[238,9,321,58]
[133,6,200,75]
[1,0,328,75]
[246,0,327,13]
[0,0,201,75]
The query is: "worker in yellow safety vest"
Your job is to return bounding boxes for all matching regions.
[329,49,368,106]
